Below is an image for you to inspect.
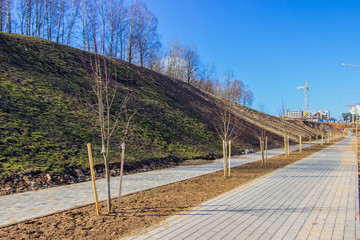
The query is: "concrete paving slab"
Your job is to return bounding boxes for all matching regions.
[126,137,359,240]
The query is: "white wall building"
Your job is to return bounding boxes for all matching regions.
[348,104,360,116]
[286,110,330,120]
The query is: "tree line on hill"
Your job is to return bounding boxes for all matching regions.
[0,0,254,106]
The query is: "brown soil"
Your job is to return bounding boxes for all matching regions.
[0,141,340,240]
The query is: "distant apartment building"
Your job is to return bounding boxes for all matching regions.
[286,110,330,120]
[342,104,360,122]
[348,104,360,116]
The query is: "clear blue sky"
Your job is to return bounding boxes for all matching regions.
[143,0,360,120]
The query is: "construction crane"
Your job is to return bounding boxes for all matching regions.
[297,80,309,119]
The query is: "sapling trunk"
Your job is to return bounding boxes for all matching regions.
[104,157,111,212]
[265,136,268,163]
[259,137,264,164]
[287,135,290,156]
[284,135,287,156]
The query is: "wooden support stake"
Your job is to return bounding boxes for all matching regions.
[299,135,302,153]
[309,136,311,149]
[87,143,100,216]
[118,142,125,209]
[228,140,231,177]
[223,140,227,178]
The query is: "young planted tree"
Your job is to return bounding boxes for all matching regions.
[257,105,268,164]
[320,123,327,145]
[82,39,139,212]
[214,98,243,178]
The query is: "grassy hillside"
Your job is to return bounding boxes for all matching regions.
[0,33,222,177]
[0,33,323,178]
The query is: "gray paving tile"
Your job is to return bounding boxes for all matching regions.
[127,137,359,240]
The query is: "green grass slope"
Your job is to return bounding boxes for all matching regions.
[0,33,224,176]
[0,33,322,178]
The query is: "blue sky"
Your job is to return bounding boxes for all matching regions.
[143,0,360,119]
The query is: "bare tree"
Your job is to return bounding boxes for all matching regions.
[214,98,244,178]
[34,0,43,37]
[183,45,200,85]
[198,64,217,94]
[17,0,26,34]
[82,29,141,211]
[135,2,160,67]
[0,0,5,31]
[242,85,254,107]
[258,104,268,164]
[83,44,115,212]
[107,0,124,57]
[46,0,54,40]
[99,0,108,54]
[55,0,64,42]
[222,71,245,103]
[147,49,163,72]
[114,1,126,60]
[65,0,79,45]
[82,43,124,212]
[164,39,186,80]
[4,0,11,33]
[126,1,138,64]
[41,0,47,37]
[25,0,32,35]
[81,0,88,50]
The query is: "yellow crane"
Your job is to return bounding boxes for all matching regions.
[297,80,309,119]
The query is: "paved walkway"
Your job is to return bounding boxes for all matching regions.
[126,137,359,240]
[0,142,310,227]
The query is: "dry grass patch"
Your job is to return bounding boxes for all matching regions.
[0,140,341,240]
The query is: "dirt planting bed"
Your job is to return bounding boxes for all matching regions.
[0,141,340,240]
